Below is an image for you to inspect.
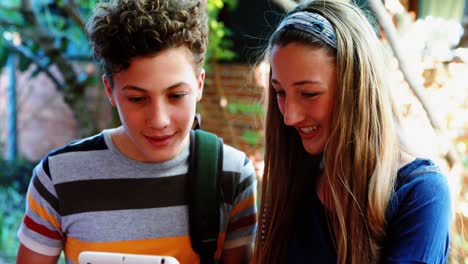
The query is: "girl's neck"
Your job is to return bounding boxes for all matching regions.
[316,172,326,206]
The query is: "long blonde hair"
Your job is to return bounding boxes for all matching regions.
[255,0,400,263]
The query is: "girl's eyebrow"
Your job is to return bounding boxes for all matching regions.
[293,80,323,86]
[271,79,323,86]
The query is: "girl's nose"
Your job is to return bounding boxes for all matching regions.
[283,99,304,126]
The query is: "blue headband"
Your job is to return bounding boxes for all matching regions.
[275,11,337,49]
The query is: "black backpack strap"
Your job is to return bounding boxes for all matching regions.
[188,129,223,264]
[192,113,202,130]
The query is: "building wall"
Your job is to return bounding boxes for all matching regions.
[198,63,265,158]
[0,65,79,161]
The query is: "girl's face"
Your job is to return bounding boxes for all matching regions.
[270,42,337,155]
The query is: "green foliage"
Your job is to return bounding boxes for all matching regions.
[0,38,9,66]
[0,156,35,263]
[0,186,25,262]
[0,158,36,194]
[241,130,262,146]
[0,0,237,70]
[0,0,95,74]
[227,102,264,115]
[206,0,237,63]
[226,102,264,147]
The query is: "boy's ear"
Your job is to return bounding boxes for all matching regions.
[196,68,205,102]
[102,75,116,106]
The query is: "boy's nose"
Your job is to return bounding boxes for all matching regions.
[147,104,170,129]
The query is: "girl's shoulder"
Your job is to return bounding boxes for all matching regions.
[383,161,452,263]
[395,158,446,191]
[387,158,452,221]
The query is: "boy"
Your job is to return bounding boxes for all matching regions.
[16,1,257,263]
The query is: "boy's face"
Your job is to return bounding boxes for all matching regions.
[103,46,204,163]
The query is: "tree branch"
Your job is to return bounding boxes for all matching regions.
[0,3,20,11]
[367,0,461,169]
[6,41,64,90]
[20,0,84,92]
[61,0,86,33]
[20,0,93,136]
[0,20,20,28]
[367,0,442,130]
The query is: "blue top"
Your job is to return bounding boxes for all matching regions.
[288,158,452,264]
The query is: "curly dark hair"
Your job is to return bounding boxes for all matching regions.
[86,0,208,85]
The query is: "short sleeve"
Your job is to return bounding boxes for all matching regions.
[223,152,258,249]
[17,159,64,256]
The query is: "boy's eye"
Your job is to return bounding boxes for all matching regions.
[128,97,146,103]
[170,93,187,99]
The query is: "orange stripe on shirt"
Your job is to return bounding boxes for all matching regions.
[65,232,227,264]
[28,193,61,230]
[230,194,256,218]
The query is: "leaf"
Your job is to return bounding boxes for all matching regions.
[241,130,261,145]
[82,74,99,87]
[227,104,238,113]
[0,45,9,69]
[17,53,31,72]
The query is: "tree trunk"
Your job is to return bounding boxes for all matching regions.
[6,53,17,161]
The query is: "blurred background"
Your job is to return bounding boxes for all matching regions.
[0,0,467,263]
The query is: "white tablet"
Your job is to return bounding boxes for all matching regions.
[78,251,180,264]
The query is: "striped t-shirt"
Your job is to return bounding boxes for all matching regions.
[18,129,257,264]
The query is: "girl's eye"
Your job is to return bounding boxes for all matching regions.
[274,89,285,97]
[170,93,187,99]
[302,92,318,98]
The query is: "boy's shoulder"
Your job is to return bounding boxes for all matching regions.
[45,130,108,159]
[220,142,253,170]
[192,129,252,171]
[221,142,246,159]
[38,131,110,177]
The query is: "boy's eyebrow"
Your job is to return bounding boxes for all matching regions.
[122,85,146,92]
[122,82,188,92]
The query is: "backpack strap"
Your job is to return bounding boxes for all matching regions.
[188,129,223,264]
